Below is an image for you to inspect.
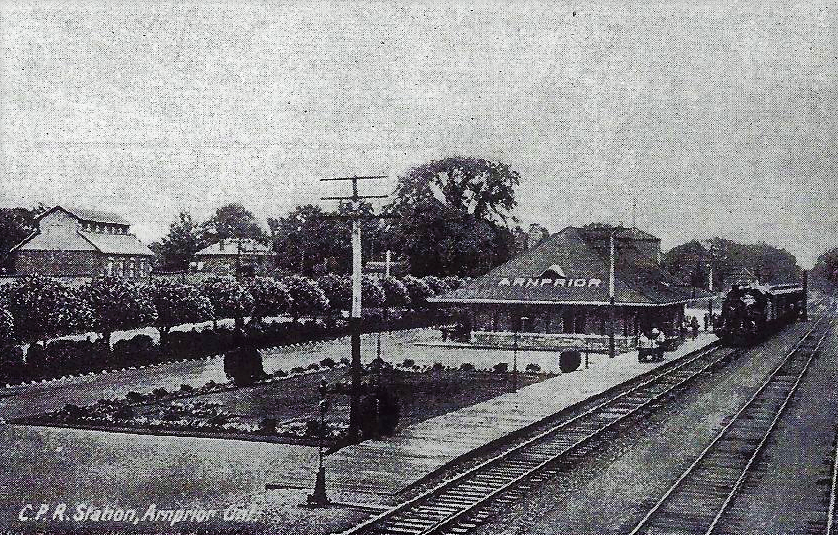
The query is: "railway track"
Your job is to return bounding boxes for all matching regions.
[627,315,831,535]
[340,338,751,535]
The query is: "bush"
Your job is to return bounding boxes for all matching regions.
[125,391,144,404]
[152,387,169,398]
[0,346,25,384]
[431,362,444,372]
[41,339,108,377]
[179,384,194,393]
[493,362,509,374]
[112,334,160,367]
[422,276,447,296]
[401,276,433,309]
[339,357,350,366]
[307,362,321,371]
[320,357,336,368]
[359,388,401,438]
[402,358,415,368]
[459,362,475,372]
[559,350,582,373]
[259,417,277,434]
[525,363,541,374]
[223,344,265,386]
[290,366,306,374]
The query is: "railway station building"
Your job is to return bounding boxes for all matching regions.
[430,225,711,353]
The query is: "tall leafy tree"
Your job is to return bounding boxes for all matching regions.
[149,211,204,270]
[200,203,267,244]
[0,206,42,270]
[386,156,520,276]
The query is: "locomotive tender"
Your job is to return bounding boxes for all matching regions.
[716,282,806,346]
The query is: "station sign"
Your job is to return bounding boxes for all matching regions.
[498,277,602,288]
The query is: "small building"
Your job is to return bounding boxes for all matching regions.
[191,238,273,276]
[430,225,710,353]
[8,206,154,279]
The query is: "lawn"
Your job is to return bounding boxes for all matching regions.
[18,362,549,447]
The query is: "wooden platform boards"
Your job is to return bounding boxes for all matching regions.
[273,333,717,505]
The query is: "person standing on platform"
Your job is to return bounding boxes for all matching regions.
[703,313,710,331]
[690,316,700,339]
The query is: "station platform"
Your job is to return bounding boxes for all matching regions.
[267,332,717,506]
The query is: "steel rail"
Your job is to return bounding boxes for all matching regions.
[339,340,739,535]
[627,314,830,535]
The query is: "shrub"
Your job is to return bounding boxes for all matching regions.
[431,362,444,372]
[125,391,144,404]
[422,276,447,296]
[380,276,410,308]
[459,362,475,372]
[148,281,214,347]
[7,275,94,342]
[83,276,157,347]
[223,344,265,386]
[317,274,351,314]
[281,275,329,322]
[402,358,415,368]
[199,276,253,328]
[361,276,385,309]
[0,303,15,347]
[259,417,277,434]
[152,387,169,398]
[247,277,290,323]
[401,276,433,309]
[272,369,287,377]
[339,357,350,366]
[320,357,336,368]
[290,366,306,374]
[493,362,509,374]
[179,384,194,393]
[0,346,25,384]
[112,334,159,367]
[307,362,321,371]
[559,350,582,373]
[359,388,400,438]
[525,363,541,374]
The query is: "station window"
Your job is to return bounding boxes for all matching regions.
[116,260,124,277]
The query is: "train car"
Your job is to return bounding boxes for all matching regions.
[716,282,805,346]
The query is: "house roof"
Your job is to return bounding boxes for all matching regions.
[195,239,272,257]
[430,227,710,307]
[78,231,154,256]
[38,206,131,226]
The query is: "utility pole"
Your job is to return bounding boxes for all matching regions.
[707,241,714,321]
[609,226,619,358]
[321,175,389,440]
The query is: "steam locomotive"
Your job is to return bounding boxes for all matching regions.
[715,283,806,346]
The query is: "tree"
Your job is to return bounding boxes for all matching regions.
[0,206,41,271]
[389,156,519,224]
[281,275,329,322]
[200,203,267,245]
[6,275,94,342]
[149,211,204,271]
[362,276,386,309]
[200,276,254,329]
[318,273,351,318]
[247,277,290,324]
[812,248,838,292]
[402,275,433,309]
[380,276,410,308]
[149,281,214,347]
[385,157,520,276]
[0,302,15,347]
[84,276,157,347]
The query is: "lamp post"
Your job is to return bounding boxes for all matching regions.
[608,226,619,358]
[513,315,529,391]
[307,378,331,507]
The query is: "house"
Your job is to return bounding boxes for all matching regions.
[191,238,273,276]
[430,225,711,353]
[8,206,154,279]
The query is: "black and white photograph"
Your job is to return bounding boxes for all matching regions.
[0,1,836,533]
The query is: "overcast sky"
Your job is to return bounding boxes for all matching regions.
[1,0,836,267]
